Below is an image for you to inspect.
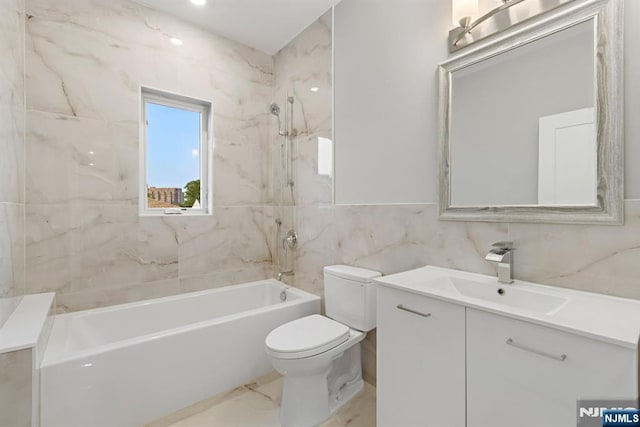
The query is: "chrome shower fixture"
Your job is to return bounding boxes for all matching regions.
[270,102,287,136]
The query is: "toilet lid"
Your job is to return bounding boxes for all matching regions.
[265,315,350,358]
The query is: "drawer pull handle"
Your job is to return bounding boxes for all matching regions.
[506,338,567,362]
[397,304,431,318]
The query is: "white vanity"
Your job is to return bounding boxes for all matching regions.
[375,266,640,427]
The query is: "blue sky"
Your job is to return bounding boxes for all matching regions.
[146,102,201,189]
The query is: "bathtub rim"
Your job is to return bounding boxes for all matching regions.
[42,280,320,367]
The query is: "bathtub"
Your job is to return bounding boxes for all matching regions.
[40,279,320,427]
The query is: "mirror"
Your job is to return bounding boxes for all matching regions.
[438,0,623,224]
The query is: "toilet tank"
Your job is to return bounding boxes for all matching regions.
[324,265,381,332]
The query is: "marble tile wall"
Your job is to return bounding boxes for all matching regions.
[272,10,333,287]
[24,0,276,312]
[295,201,640,385]
[0,1,30,423]
[0,0,26,326]
[0,349,32,427]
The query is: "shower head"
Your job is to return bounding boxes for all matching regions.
[270,102,285,135]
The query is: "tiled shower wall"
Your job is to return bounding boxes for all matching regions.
[272,12,333,288]
[0,0,26,327]
[24,0,276,312]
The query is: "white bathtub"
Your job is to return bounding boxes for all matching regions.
[40,280,320,427]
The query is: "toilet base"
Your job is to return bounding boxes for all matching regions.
[328,376,364,416]
[279,343,363,427]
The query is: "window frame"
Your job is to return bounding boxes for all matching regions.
[139,86,213,216]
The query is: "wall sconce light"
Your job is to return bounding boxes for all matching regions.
[450,0,527,52]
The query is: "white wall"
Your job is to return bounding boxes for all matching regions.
[333,0,449,204]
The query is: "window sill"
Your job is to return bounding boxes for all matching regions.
[139,209,211,217]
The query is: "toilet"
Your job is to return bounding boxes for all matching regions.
[265,265,381,427]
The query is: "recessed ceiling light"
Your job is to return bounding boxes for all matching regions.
[190,0,206,5]
[170,37,183,46]
[310,87,319,92]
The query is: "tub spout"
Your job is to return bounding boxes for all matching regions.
[277,271,294,282]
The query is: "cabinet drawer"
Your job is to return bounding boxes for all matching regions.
[466,308,637,427]
[377,286,465,427]
[379,285,463,323]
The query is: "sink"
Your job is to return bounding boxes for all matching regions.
[374,265,640,348]
[432,276,569,315]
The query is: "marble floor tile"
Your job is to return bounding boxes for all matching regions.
[152,374,376,427]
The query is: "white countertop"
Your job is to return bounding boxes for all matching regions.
[0,293,55,354]
[375,266,640,349]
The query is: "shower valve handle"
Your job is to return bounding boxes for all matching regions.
[283,230,298,249]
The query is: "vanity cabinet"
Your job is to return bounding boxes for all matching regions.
[466,308,637,427]
[377,286,466,427]
[377,285,639,427]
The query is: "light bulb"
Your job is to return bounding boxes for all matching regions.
[452,0,478,28]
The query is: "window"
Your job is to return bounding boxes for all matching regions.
[140,87,212,215]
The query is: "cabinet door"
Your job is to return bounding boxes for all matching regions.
[466,308,638,427]
[377,286,466,427]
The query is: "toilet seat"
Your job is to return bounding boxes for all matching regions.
[266,315,350,359]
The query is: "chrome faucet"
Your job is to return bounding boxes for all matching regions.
[485,241,514,284]
[276,270,294,282]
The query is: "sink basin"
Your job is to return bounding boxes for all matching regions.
[431,276,569,315]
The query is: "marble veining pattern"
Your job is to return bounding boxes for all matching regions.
[0,0,26,326]
[0,204,25,299]
[0,0,25,204]
[508,200,640,299]
[26,204,179,294]
[25,0,273,122]
[172,207,273,279]
[25,203,275,311]
[25,111,138,205]
[24,0,276,310]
